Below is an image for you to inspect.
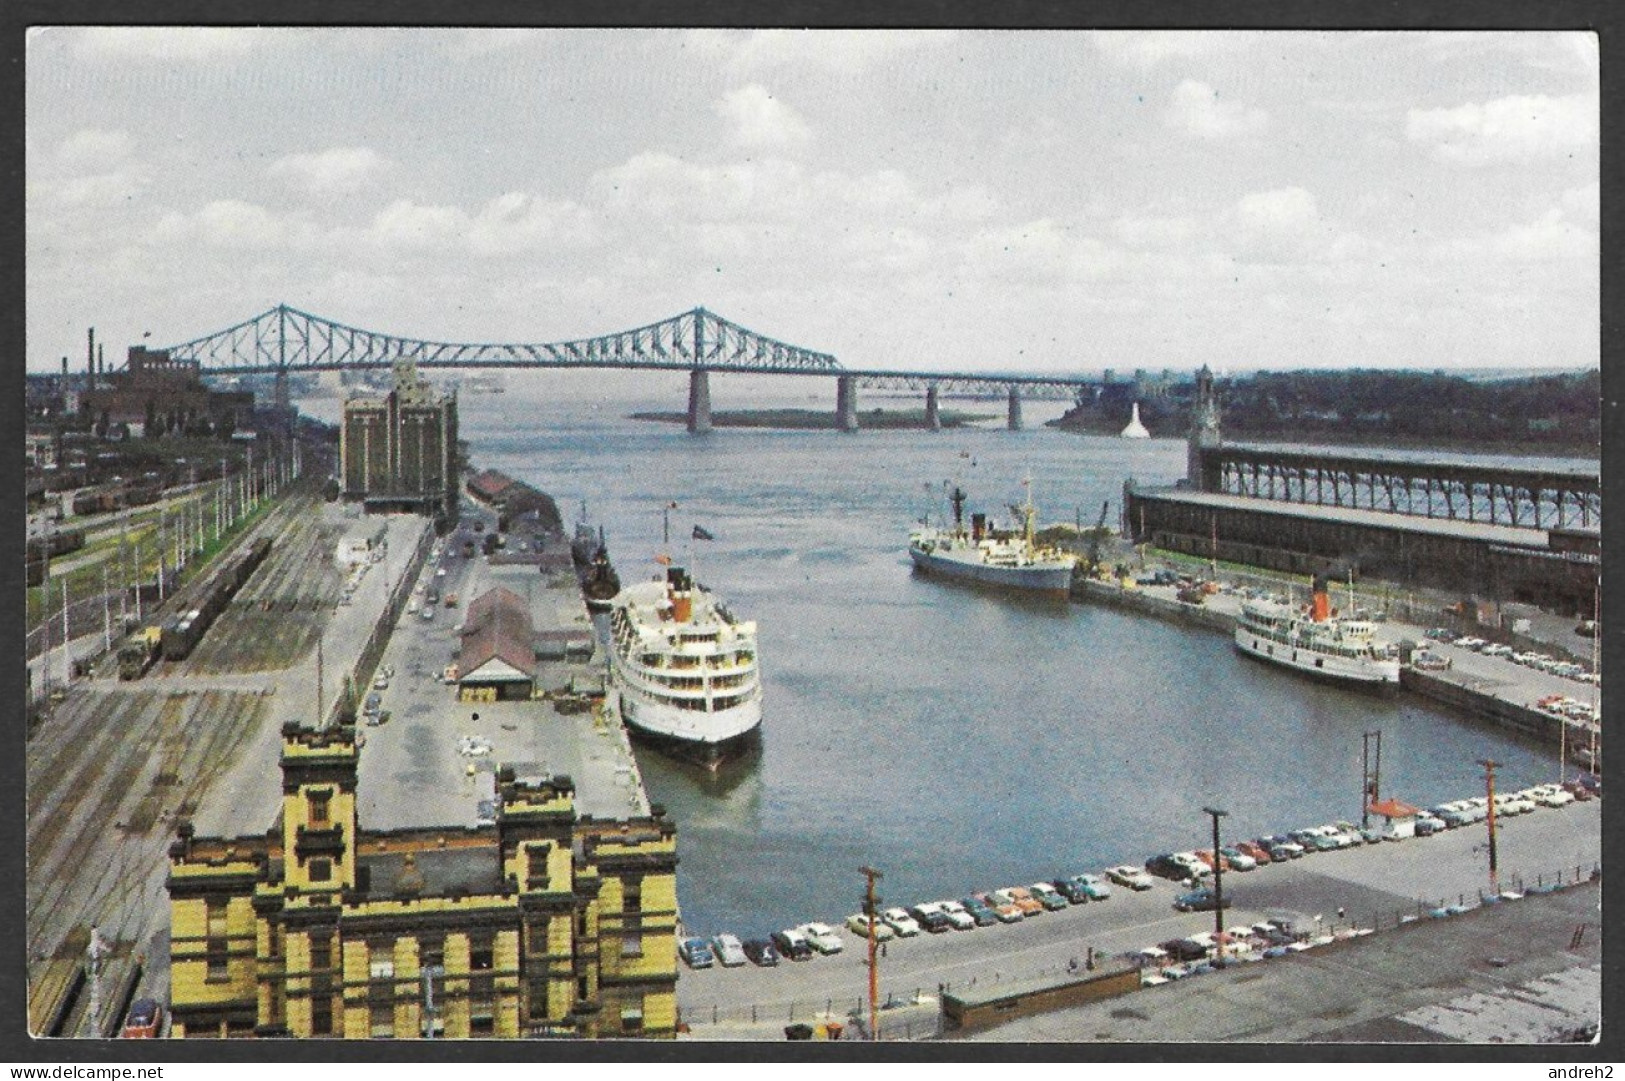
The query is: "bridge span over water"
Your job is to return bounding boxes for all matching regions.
[157,304,1099,432]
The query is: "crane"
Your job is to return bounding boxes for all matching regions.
[1084,500,1110,577]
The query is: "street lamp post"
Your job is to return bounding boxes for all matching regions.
[1202,806,1229,948]
[859,865,883,1041]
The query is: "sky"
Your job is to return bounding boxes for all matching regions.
[25,28,1600,377]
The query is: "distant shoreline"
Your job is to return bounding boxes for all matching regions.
[629,408,997,430]
[1043,418,1600,460]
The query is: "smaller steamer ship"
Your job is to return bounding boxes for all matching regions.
[608,565,762,769]
[1235,574,1400,686]
[580,535,621,612]
[908,482,1075,597]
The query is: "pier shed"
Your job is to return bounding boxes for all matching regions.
[457,586,536,700]
[1368,797,1421,840]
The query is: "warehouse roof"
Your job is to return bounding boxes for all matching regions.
[1134,487,1553,548]
[459,586,536,682]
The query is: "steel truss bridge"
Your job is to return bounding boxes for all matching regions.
[1198,443,1600,533]
[157,304,1092,400]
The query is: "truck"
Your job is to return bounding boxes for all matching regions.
[117,627,163,680]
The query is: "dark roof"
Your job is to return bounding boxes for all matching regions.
[459,587,536,679]
[357,846,503,899]
[467,469,517,501]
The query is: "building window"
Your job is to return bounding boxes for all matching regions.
[620,1005,644,1034]
[369,1000,394,1039]
[369,941,396,980]
[577,975,590,1002]
[205,898,228,980]
[620,931,643,958]
[577,911,589,937]
[309,857,332,882]
[310,935,331,972]
[470,934,494,972]
[624,880,642,913]
[527,976,551,1021]
[308,791,331,827]
[419,937,444,971]
[310,996,333,1037]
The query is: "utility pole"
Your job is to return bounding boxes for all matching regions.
[85,926,109,1037]
[60,576,71,686]
[1361,730,1382,829]
[316,638,325,728]
[1202,807,1228,952]
[1478,758,1502,894]
[859,865,883,1041]
[102,563,111,654]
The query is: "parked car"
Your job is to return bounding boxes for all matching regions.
[1217,846,1257,871]
[1145,854,1193,881]
[743,939,781,966]
[1413,814,1446,837]
[908,902,953,933]
[1028,882,1069,911]
[973,891,1023,923]
[711,933,747,967]
[1105,865,1155,890]
[958,896,1001,926]
[1264,835,1306,858]
[770,928,814,960]
[1159,937,1210,962]
[1073,873,1112,900]
[1563,780,1595,802]
[797,922,845,954]
[935,900,977,931]
[1001,886,1045,916]
[1194,849,1231,872]
[881,906,923,936]
[1171,852,1213,877]
[678,937,715,969]
[1055,877,1092,904]
[845,913,895,942]
[1235,841,1273,865]
[1173,887,1233,913]
[121,998,162,1038]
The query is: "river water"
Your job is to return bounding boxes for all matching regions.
[304,383,1557,938]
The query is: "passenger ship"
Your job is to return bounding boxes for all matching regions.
[607,565,762,768]
[1235,575,1400,686]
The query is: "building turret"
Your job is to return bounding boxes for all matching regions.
[1187,365,1222,489]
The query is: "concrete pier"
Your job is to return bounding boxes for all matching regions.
[1007,387,1022,431]
[836,374,859,432]
[925,386,941,431]
[687,369,712,434]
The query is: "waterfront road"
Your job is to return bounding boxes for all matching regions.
[676,798,1599,1037]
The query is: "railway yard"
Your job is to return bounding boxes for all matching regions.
[24,488,429,1037]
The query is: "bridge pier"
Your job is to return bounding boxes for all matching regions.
[687,369,712,434]
[1007,388,1022,431]
[836,375,858,432]
[925,386,941,431]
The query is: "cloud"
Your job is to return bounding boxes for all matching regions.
[1224,187,1360,264]
[1164,80,1268,139]
[270,147,390,196]
[72,27,264,61]
[1088,31,1253,69]
[715,85,813,151]
[1406,93,1597,165]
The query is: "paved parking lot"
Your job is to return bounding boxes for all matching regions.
[675,798,1601,1038]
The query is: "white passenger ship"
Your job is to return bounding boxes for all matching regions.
[608,565,762,768]
[1235,575,1400,687]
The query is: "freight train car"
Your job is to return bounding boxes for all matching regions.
[158,536,273,662]
[28,528,87,559]
[71,487,121,516]
[117,627,163,680]
[123,481,162,508]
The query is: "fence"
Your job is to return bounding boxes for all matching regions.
[677,858,1601,1042]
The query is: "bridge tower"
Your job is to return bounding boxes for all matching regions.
[925,386,941,431]
[686,370,712,434]
[1187,364,1222,490]
[1006,388,1022,431]
[836,375,859,432]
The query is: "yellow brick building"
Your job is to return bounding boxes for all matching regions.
[168,724,678,1038]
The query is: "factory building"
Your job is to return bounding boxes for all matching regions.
[167,725,679,1039]
[80,345,255,437]
[340,359,459,520]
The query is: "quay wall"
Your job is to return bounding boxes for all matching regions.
[1070,577,1577,751]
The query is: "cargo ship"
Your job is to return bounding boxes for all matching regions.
[1234,575,1400,686]
[908,482,1075,597]
[607,565,762,768]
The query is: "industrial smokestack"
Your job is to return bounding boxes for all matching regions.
[87,327,95,377]
[97,343,104,383]
[60,356,68,395]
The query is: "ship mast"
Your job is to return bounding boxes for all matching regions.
[1022,476,1037,551]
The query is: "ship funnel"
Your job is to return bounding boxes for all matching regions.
[971,513,986,542]
[667,567,693,623]
[1310,574,1331,622]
